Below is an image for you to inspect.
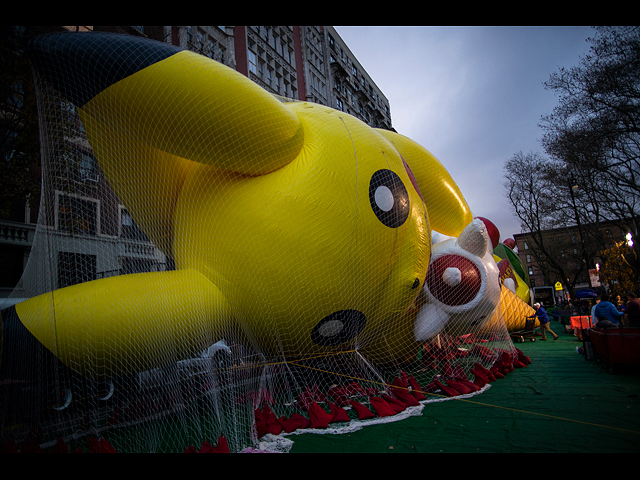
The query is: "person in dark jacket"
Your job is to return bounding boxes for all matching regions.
[625,292,640,327]
[594,294,624,326]
[531,303,558,340]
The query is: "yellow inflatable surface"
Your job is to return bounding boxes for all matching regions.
[481,286,537,334]
[494,254,531,304]
[17,32,477,376]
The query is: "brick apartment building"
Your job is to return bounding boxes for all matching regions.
[514,221,630,305]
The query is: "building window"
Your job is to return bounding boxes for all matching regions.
[206,40,215,59]
[528,266,534,276]
[336,98,344,111]
[120,207,150,242]
[196,30,204,52]
[248,50,257,75]
[57,193,98,236]
[526,254,531,263]
[58,252,96,288]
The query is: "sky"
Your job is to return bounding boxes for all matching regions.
[334,26,594,242]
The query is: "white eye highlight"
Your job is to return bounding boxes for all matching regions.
[375,186,395,212]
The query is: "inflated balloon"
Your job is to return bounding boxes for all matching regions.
[480,286,536,335]
[8,31,478,378]
[414,218,502,341]
[494,241,531,304]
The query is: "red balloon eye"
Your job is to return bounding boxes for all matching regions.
[427,255,481,306]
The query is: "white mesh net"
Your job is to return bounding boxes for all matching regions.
[0,31,531,453]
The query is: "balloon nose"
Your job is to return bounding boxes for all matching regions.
[311,310,367,346]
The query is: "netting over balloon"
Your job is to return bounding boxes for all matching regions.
[0,32,534,453]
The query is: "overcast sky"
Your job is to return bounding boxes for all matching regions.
[334,26,594,242]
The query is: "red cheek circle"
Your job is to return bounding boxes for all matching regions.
[427,255,481,306]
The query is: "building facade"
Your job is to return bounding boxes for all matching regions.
[0,25,394,299]
[514,221,629,305]
[166,26,393,129]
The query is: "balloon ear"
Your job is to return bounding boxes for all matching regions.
[30,32,305,177]
[457,218,489,258]
[374,129,473,237]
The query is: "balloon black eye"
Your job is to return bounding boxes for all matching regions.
[369,169,410,228]
[311,310,367,346]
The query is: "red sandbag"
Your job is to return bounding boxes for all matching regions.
[390,387,421,407]
[327,385,350,406]
[515,347,532,365]
[407,376,427,400]
[344,382,366,396]
[308,402,333,429]
[88,437,117,453]
[381,394,407,413]
[454,377,481,392]
[369,397,396,417]
[52,438,69,453]
[469,345,497,361]
[329,402,351,423]
[196,437,230,453]
[445,379,472,395]
[289,412,311,429]
[422,381,439,393]
[278,412,313,433]
[472,372,487,388]
[350,400,376,420]
[434,379,460,397]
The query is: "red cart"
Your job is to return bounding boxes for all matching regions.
[589,327,640,372]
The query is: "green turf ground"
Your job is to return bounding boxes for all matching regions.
[288,322,640,453]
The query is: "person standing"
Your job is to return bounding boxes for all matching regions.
[625,292,640,327]
[531,303,558,341]
[594,294,624,326]
[591,299,600,327]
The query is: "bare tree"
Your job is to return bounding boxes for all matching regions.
[0,26,44,220]
[504,152,591,295]
[540,26,640,282]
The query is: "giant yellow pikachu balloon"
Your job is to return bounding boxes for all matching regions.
[11,32,473,378]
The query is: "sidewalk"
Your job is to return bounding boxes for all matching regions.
[289,321,640,453]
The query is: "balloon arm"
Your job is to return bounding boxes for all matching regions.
[11,269,233,378]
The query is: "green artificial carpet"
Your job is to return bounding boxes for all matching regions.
[288,322,640,453]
